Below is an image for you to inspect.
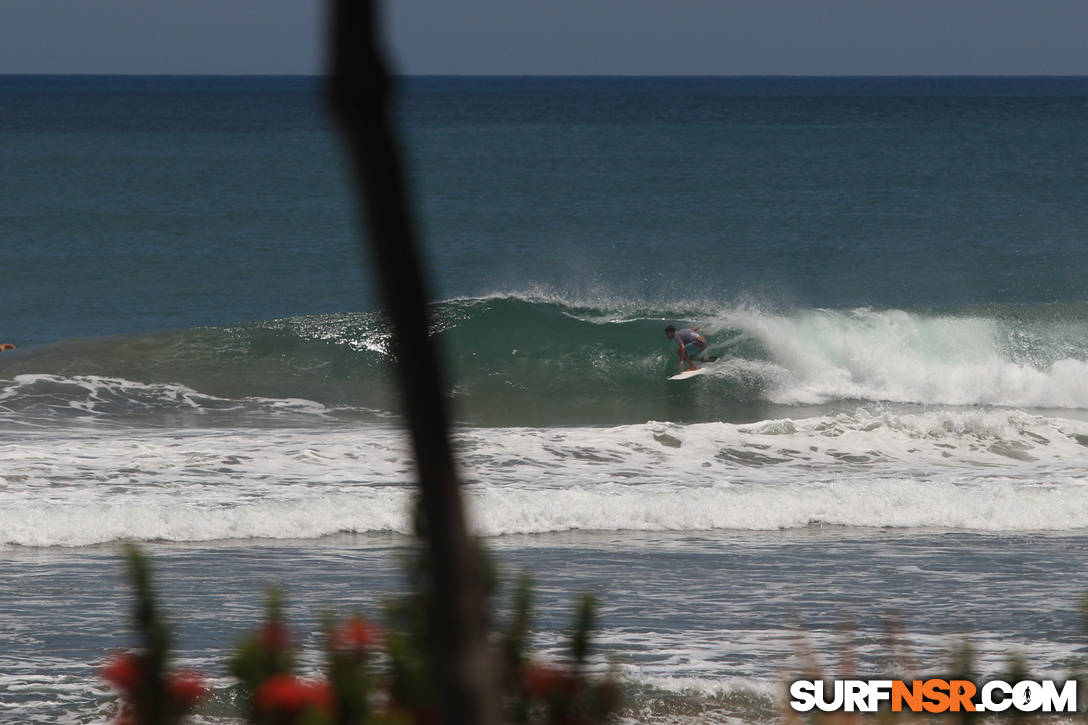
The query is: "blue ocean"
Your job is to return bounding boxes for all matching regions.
[3,75,1088,723]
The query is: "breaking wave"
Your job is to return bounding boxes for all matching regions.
[2,297,1087,427]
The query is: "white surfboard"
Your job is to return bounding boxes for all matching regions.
[668,368,705,381]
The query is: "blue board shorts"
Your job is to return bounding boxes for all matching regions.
[683,341,705,359]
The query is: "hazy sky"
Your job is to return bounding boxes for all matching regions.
[1,0,1086,75]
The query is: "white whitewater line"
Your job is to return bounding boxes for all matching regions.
[2,410,1087,547]
[3,465,1087,547]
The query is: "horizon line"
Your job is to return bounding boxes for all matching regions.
[3,72,1088,79]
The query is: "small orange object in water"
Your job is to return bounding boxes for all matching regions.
[0,343,15,351]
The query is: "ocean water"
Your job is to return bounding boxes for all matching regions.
[2,75,1088,723]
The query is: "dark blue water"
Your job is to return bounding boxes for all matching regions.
[406,76,1088,310]
[4,75,1088,349]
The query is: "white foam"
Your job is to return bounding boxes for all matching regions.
[0,373,341,427]
[3,493,412,547]
[2,411,1088,547]
[715,307,1088,409]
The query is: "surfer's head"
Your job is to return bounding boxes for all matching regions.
[664,325,676,339]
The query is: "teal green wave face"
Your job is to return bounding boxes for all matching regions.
[3,297,1088,428]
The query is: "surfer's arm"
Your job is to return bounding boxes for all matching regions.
[676,344,695,371]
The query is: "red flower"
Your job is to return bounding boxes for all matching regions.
[256,674,332,715]
[523,662,574,699]
[334,616,379,652]
[102,653,142,694]
[256,674,308,712]
[168,670,209,705]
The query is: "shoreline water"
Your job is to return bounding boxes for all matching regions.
[5,529,1088,723]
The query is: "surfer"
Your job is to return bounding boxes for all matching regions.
[665,326,711,372]
[0,343,14,352]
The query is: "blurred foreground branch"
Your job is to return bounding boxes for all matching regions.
[324,2,497,723]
